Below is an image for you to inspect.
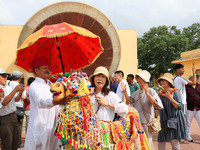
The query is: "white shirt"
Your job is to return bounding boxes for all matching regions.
[116,80,130,100]
[9,81,26,108]
[25,77,60,150]
[0,84,17,116]
[91,91,128,121]
[174,76,189,104]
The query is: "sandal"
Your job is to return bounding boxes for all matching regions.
[179,140,190,144]
[179,140,185,144]
[184,140,190,144]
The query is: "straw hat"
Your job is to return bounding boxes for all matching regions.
[89,66,110,85]
[157,73,174,87]
[136,70,151,83]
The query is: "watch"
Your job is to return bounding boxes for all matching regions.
[171,99,175,103]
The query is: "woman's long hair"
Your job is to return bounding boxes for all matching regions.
[90,75,110,96]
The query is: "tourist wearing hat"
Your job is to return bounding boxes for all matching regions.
[24,57,71,150]
[0,68,25,150]
[173,63,197,143]
[157,73,186,150]
[185,74,200,142]
[89,66,128,121]
[9,70,27,149]
[128,70,163,150]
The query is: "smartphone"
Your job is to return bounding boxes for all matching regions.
[21,77,25,85]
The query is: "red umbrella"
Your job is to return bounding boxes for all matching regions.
[15,22,103,74]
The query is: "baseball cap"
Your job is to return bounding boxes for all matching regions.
[11,70,23,79]
[0,69,9,76]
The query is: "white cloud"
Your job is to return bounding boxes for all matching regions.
[19,0,35,6]
[0,0,200,37]
[0,1,14,24]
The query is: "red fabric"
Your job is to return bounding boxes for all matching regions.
[15,22,103,74]
[0,88,3,92]
[49,76,57,83]
[42,23,73,35]
[186,84,200,111]
[23,85,30,110]
[80,96,89,132]
[130,115,136,135]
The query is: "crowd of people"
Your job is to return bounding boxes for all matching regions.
[0,58,200,150]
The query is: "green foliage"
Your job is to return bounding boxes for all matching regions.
[182,23,200,50]
[137,23,200,75]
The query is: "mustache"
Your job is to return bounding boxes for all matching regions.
[45,71,50,74]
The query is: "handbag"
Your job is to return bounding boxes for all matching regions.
[167,118,177,130]
[16,107,25,118]
[162,92,178,130]
[148,118,162,132]
[139,94,161,132]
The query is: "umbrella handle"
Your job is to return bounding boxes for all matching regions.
[56,37,65,75]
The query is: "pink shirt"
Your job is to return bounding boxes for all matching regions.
[23,85,30,110]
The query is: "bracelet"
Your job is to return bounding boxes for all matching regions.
[171,99,175,103]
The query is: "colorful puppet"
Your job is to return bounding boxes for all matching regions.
[51,72,151,150]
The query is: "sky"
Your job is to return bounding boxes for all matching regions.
[0,0,200,37]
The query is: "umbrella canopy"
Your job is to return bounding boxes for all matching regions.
[15,22,103,74]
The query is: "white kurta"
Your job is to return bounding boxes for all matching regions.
[24,77,60,150]
[91,91,128,121]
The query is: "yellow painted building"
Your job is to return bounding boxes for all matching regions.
[172,49,200,83]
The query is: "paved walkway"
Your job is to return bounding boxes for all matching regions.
[1,117,199,150]
[153,119,200,150]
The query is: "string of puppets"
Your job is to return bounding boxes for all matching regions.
[50,71,151,150]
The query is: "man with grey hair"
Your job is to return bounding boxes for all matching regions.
[109,72,118,93]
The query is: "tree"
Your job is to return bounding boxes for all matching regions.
[138,25,189,76]
[182,23,200,50]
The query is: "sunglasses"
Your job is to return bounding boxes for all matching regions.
[0,74,8,78]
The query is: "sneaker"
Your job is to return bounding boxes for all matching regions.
[186,137,193,142]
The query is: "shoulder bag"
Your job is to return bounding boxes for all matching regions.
[139,93,161,132]
[162,92,178,130]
